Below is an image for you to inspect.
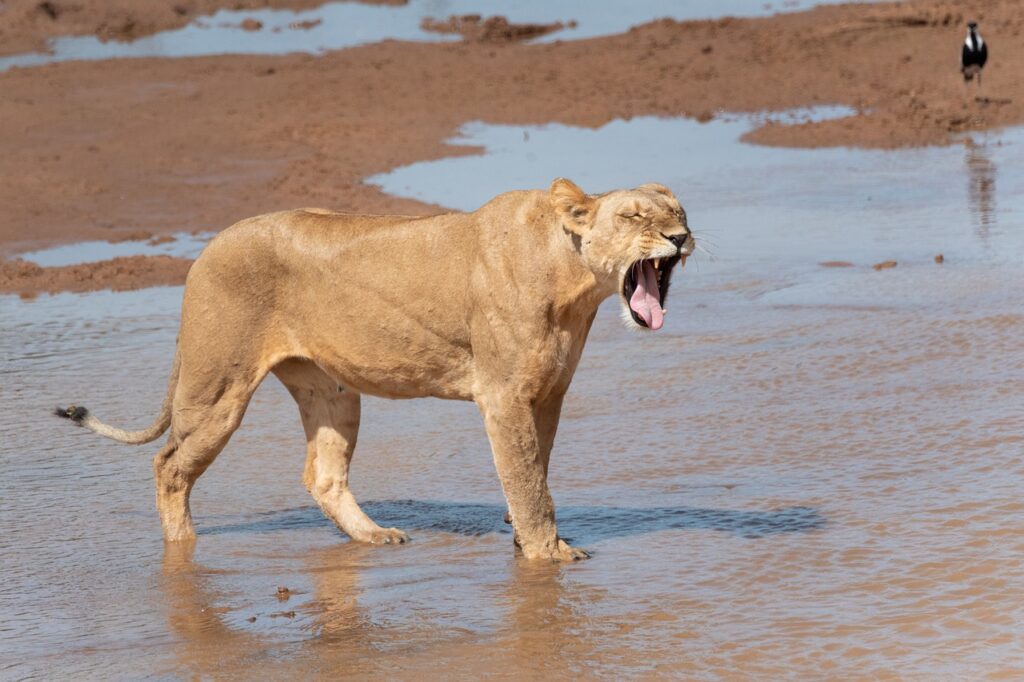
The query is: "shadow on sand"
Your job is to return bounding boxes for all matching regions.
[198,500,824,542]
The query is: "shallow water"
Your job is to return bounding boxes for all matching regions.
[3,118,1024,677]
[0,0,874,72]
[18,232,214,268]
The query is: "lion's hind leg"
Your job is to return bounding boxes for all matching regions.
[154,372,262,542]
[274,359,409,545]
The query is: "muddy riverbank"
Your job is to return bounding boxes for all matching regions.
[2,0,1024,295]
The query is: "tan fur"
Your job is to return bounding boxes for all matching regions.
[62,179,692,561]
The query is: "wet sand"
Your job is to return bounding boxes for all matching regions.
[1,255,194,297]
[3,0,1024,294]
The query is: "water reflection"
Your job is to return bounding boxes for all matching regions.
[159,542,265,678]
[304,544,374,642]
[154,537,608,676]
[964,139,996,239]
[498,561,599,676]
[158,540,398,677]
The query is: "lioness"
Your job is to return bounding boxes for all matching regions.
[57,179,692,561]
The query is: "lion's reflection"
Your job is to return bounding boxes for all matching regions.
[158,539,609,676]
[159,541,264,676]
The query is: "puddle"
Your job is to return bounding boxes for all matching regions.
[18,232,214,267]
[0,0,876,72]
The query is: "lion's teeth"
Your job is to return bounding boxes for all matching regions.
[653,258,661,269]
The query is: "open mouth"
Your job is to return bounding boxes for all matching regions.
[622,255,680,330]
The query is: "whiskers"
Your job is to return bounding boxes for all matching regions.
[684,232,718,275]
[690,232,718,261]
[694,241,716,260]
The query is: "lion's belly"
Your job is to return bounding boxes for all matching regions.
[315,350,475,401]
[289,314,476,401]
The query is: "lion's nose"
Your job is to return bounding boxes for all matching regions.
[664,233,690,251]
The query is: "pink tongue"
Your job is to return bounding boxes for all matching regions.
[629,261,664,330]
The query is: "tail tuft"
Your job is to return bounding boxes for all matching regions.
[51,348,179,445]
[54,405,89,423]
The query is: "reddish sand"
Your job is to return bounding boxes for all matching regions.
[1,256,194,298]
[2,0,1022,294]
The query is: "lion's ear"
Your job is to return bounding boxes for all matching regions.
[550,178,594,234]
[637,182,674,198]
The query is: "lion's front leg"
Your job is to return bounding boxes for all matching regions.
[503,391,565,526]
[478,393,588,562]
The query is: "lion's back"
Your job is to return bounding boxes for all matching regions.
[189,209,419,281]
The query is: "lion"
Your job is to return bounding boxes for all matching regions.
[55,178,693,562]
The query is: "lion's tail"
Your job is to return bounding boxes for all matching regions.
[54,347,180,445]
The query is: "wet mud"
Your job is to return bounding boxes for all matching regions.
[420,14,571,44]
[0,254,194,297]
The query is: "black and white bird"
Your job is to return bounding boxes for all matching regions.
[961,21,988,85]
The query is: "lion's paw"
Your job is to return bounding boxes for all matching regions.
[522,538,590,562]
[552,538,590,562]
[363,527,410,545]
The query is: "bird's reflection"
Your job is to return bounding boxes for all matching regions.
[965,139,996,240]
